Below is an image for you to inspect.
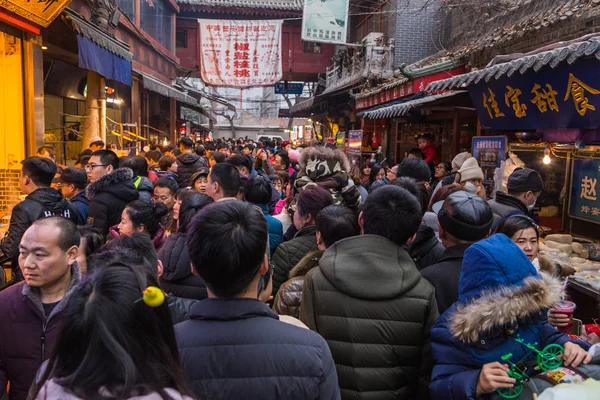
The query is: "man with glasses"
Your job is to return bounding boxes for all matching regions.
[153,177,178,227]
[86,150,138,235]
[57,168,89,225]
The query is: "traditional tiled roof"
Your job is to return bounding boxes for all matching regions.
[358,91,467,119]
[427,36,600,92]
[354,78,409,100]
[176,0,303,10]
[447,0,600,59]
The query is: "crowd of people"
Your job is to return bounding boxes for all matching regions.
[0,134,598,400]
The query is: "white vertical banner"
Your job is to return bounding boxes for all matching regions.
[301,0,349,45]
[198,19,283,88]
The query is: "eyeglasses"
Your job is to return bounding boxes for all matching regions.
[153,195,173,202]
[85,164,109,171]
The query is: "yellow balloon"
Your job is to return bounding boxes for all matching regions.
[142,286,165,307]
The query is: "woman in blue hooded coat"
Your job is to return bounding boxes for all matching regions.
[430,234,591,400]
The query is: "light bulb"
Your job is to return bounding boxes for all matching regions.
[163,138,168,146]
[543,148,551,165]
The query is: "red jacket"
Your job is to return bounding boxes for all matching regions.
[421,142,441,166]
[0,264,81,400]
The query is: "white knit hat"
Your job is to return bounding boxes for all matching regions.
[451,152,472,170]
[458,157,484,182]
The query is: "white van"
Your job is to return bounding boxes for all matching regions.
[257,134,285,143]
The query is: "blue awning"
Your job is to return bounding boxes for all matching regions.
[77,36,132,86]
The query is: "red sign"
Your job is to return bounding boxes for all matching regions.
[355,67,466,110]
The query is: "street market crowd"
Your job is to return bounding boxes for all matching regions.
[0,134,599,400]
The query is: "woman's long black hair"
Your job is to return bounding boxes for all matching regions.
[125,200,169,237]
[30,263,191,400]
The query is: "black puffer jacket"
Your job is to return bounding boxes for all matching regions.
[176,153,205,188]
[272,225,318,295]
[1,188,78,279]
[408,224,445,270]
[301,235,438,400]
[86,168,139,235]
[158,233,207,301]
[175,298,340,400]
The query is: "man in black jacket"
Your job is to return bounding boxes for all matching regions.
[1,157,77,285]
[176,137,205,188]
[300,186,437,400]
[421,191,494,314]
[85,150,138,235]
[488,168,544,226]
[176,201,340,400]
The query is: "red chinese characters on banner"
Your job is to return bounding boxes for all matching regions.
[199,19,283,87]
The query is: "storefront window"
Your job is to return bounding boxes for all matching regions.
[0,25,25,170]
[115,0,135,21]
[141,0,174,52]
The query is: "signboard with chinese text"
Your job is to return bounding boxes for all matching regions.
[469,58,600,129]
[569,158,600,225]
[472,136,507,199]
[355,67,466,110]
[274,82,303,95]
[348,130,363,155]
[301,0,349,45]
[0,0,72,27]
[199,19,283,88]
[472,136,507,171]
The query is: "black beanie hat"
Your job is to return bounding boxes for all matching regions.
[397,158,431,182]
[434,191,494,241]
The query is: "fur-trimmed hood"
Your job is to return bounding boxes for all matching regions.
[86,168,137,200]
[299,146,351,180]
[288,250,323,279]
[450,272,562,343]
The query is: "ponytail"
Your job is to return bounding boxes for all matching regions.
[125,200,169,237]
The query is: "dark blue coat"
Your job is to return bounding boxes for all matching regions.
[429,234,590,400]
[175,298,340,400]
[70,190,89,225]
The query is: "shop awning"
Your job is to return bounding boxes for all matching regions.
[358,91,467,119]
[139,73,199,107]
[427,36,600,93]
[64,9,133,86]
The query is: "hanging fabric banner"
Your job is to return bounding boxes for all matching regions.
[198,19,283,88]
[301,0,349,45]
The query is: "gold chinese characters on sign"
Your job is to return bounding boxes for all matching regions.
[480,73,600,119]
[0,0,72,28]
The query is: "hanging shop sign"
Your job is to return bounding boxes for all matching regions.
[569,158,600,225]
[470,58,600,130]
[0,0,72,28]
[355,68,466,110]
[198,19,282,88]
[301,0,349,45]
[274,82,303,95]
[348,130,363,155]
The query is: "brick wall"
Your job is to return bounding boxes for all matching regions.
[391,0,447,66]
[0,169,22,215]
